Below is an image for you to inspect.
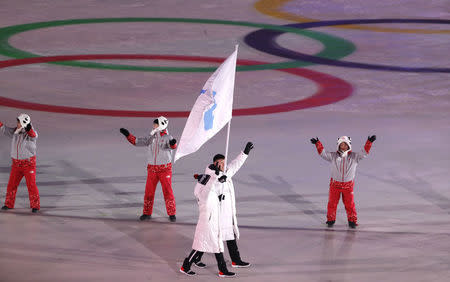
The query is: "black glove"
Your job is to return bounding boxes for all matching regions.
[169,139,177,146]
[218,175,227,183]
[368,135,376,143]
[25,123,32,132]
[209,164,221,175]
[243,142,254,155]
[120,128,130,137]
[310,137,319,144]
[194,174,211,185]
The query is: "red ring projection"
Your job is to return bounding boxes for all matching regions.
[0,54,353,117]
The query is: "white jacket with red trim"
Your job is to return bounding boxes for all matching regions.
[126,129,176,165]
[0,122,38,160]
[315,139,373,182]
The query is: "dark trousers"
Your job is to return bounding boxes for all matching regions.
[182,250,228,272]
[186,239,243,266]
[226,239,242,263]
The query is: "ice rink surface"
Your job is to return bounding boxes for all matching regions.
[0,0,449,281]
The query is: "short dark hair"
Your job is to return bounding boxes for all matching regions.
[153,119,159,125]
[213,154,225,162]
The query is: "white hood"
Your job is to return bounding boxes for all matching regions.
[337,136,352,157]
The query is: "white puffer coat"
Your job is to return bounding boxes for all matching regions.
[192,166,222,253]
[192,152,248,253]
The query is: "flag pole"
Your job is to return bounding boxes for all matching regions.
[224,120,231,171]
[223,44,238,171]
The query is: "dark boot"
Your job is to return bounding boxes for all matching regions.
[169,215,176,222]
[219,271,236,278]
[1,205,10,210]
[193,251,206,268]
[227,239,251,268]
[215,252,236,277]
[326,220,335,227]
[32,208,39,213]
[180,251,197,276]
[194,261,206,268]
[139,214,151,221]
[348,221,358,229]
[180,263,196,276]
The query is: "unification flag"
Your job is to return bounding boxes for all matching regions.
[174,47,238,162]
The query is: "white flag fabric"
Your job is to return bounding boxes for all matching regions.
[174,47,238,162]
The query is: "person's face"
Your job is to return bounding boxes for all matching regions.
[339,142,349,151]
[214,159,225,171]
[152,123,158,129]
[16,120,21,129]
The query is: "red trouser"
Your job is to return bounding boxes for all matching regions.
[143,163,176,216]
[327,178,357,223]
[4,157,40,209]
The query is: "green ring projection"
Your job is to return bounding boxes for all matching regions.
[0,17,355,72]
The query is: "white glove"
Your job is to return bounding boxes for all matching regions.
[14,127,24,135]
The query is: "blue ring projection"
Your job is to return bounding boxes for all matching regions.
[244,19,450,73]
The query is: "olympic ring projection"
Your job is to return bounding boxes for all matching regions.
[244,19,450,73]
[0,55,353,117]
[254,0,450,34]
[0,17,355,72]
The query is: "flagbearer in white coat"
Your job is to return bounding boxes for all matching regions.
[180,142,254,277]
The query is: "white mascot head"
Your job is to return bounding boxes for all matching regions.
[154,116,168,132]
[337,136,352,156]
[17,113,31,128]
[15,113,31,134]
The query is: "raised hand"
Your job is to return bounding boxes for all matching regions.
[310,137,319,144]
[208,164,221,175]
[120,128,130,137]
[218,175,227,183]
[368,135,376,143]
[169,139,177,146]
[25,123,32,132]
[243,142,254,155]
